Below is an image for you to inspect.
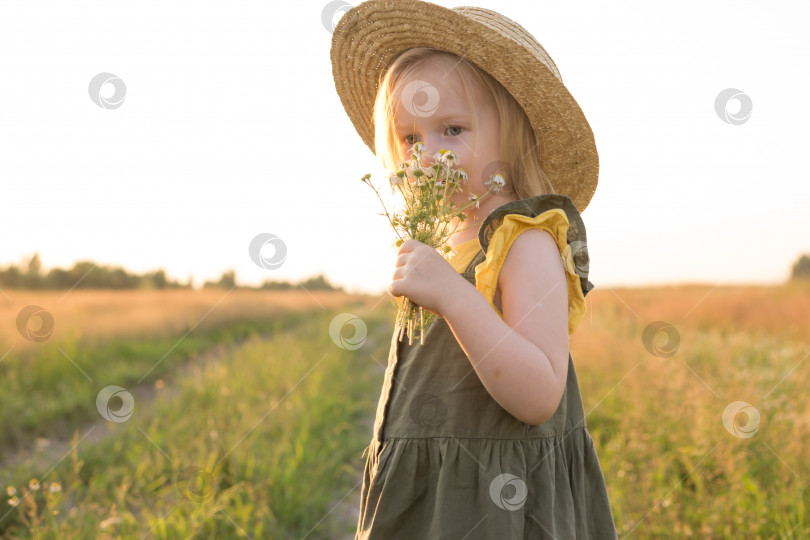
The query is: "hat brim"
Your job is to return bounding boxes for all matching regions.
[330,0,598,212]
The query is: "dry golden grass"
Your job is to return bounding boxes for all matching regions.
[0,288,386,354]
[570,280,810,536]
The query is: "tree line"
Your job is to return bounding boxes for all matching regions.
[0,253,344,292]
[3,252,808,292]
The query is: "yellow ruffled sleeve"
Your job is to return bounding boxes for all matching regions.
[473,208,587,335]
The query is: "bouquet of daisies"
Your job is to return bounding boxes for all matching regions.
[361,141,506,345]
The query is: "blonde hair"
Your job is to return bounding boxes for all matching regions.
[373,47,555,201]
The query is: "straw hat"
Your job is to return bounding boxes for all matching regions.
[330,0,599,212]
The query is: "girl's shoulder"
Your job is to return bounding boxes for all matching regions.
[474,193,595,333]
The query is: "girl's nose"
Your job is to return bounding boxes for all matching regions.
[420,136,440,165]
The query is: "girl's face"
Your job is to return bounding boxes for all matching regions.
[393,62,504,211]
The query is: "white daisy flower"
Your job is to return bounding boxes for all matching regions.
[437,150,458,166]
[389,174,402,193]
[484,174,506,192]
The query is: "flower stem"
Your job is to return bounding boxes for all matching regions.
[363,176,406,244]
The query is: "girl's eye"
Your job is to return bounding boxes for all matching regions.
[403,126,462,145]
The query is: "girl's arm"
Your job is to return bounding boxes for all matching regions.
[440,228,570,426]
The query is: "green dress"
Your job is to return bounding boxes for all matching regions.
[355,194,618,539]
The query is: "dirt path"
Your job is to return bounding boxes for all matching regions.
[0,336,254,474]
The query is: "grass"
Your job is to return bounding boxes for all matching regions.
[0,288,378,457]
[1,281,810,538]
[1,296,392,538]
[571,279,810,538]
[1,309,314,457]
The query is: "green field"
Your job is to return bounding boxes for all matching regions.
[1,292,390,538]
[1,282,809,538]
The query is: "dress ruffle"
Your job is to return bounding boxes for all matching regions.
[472,193,595,334]
[357,427,616,539]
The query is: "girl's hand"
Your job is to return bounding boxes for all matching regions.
[388,239,463,316]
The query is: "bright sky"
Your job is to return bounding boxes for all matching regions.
[1,0,808,296]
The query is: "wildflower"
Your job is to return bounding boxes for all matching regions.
[6,486,15,497]
[484,173,506,193]
[28,479,40,491]
[49,482,62,493]
[360,140,508,345]
[416,175,428,187]
[8,496,20,507]
[389,174,402,193]
[437,150,458,166]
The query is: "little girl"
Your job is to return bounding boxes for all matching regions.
[331,1,617,538]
